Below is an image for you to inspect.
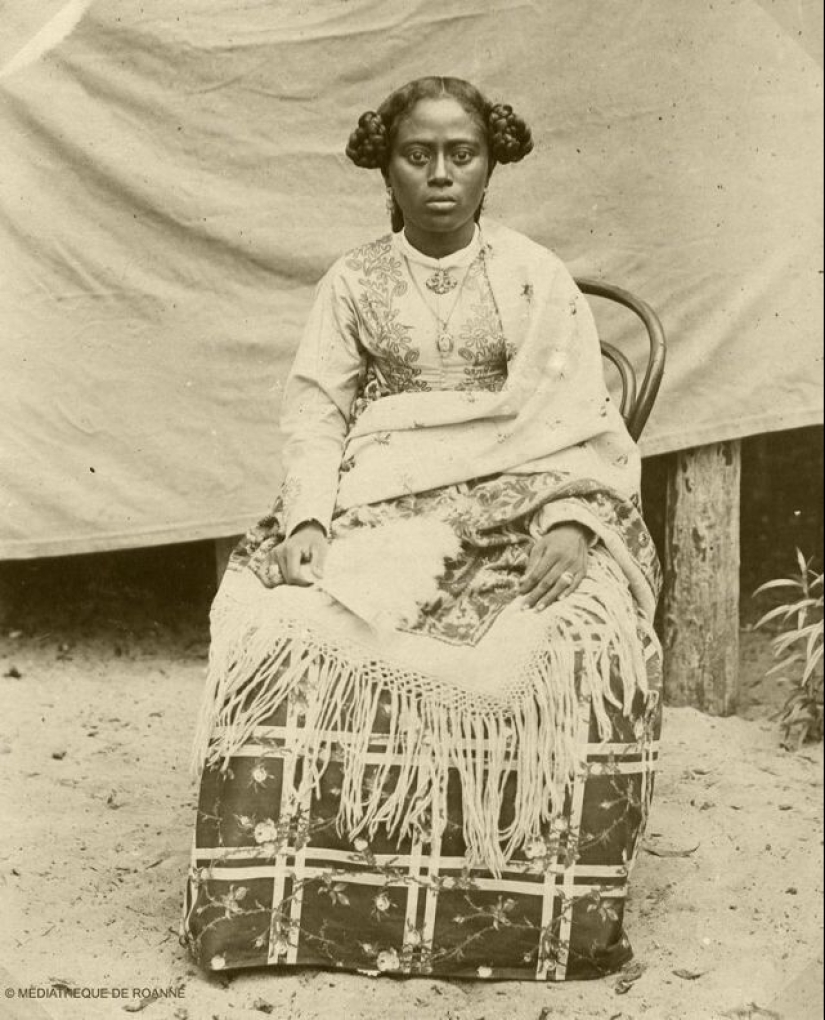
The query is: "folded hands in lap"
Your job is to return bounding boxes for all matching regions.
[271,519,590,612]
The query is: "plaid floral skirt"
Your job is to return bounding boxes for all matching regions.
[182,652,661,981]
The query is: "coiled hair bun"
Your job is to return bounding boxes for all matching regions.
[345,111,388,170]
[487,103,533,164]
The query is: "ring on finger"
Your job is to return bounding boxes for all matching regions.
[559,570,575,587]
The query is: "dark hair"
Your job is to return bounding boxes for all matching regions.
[345,77,533,230]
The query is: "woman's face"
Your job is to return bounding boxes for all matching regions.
[386,97,490,254]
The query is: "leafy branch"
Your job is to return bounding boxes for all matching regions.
[754,549,823,749]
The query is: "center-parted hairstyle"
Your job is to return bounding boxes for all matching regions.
[345,77,534,230]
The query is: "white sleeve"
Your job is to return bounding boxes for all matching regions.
[530,505,600,547]
[279,267,363,536]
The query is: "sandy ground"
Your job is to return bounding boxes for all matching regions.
[0,617,822,1020]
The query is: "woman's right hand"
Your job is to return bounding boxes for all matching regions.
[273,520,328,586]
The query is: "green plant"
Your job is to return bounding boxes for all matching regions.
[754,550,823,749]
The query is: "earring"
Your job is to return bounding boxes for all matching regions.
[385,188,395,216]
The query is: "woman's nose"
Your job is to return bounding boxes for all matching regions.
[428,152,451,185]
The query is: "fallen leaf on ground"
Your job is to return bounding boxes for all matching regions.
[643,842,700,858]
[672,968,705,980]
[123,998,155,1013]
[615,959,645,994]
[722,1004,781,1019]
[3,666,22,678]
[49,977,77,990]
[252,1000,274,1015]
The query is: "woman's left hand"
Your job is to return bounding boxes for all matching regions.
[519,523,591,611]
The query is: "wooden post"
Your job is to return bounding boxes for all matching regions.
[662,440,741,714]
[214,536,240,586]
[0,567,12,629]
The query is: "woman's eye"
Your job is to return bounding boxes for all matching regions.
[452,150,474,164]
[407,150,429,165]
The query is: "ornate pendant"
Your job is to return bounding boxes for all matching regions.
[425,268,457,295]
[437,330,454,355]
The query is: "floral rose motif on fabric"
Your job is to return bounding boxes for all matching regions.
[345,236,429,393]
[453,258,508,391]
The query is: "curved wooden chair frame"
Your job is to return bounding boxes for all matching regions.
[576,277,667,442]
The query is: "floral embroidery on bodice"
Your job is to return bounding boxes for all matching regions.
[344,236,426,394]
[345,229,509,409]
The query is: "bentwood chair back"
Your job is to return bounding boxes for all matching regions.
[576,278,666,442]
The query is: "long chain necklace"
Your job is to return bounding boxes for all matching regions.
[405,256,478,355]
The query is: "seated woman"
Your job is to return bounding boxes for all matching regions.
[182,76,662,982]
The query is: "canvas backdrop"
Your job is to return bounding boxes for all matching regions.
[1,0,822,558]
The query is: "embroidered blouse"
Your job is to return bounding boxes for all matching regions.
[280,226,513,535]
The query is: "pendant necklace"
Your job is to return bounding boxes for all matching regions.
[425,267,458,296]
[406,256,476,355]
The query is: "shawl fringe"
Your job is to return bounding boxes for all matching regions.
[192,556,652,874]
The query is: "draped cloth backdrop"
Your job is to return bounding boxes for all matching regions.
[0,0,822,558]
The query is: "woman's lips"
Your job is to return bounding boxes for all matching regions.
[425,196,457,208]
